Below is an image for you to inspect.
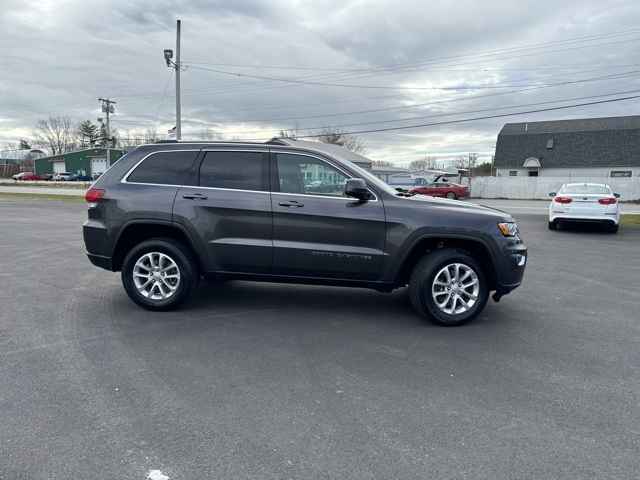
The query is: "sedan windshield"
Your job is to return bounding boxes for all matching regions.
[560,184,611,195]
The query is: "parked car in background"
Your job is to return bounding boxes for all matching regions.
[548,183,620,233]
[12,172,44,181]
[409,175,470,199]
[75,174,93,182]
[52,172,74,181]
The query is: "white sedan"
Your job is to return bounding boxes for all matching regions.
[548,183,620,233]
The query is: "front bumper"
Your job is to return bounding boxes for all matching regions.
[495,243,527,296]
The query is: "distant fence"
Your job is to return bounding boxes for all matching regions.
[470,176,640,201]
[0,164,21,178]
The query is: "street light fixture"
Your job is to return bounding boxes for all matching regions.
[164,49,174,67]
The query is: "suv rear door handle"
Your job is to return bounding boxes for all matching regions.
[182,192,208,200]
[278,200,304,208]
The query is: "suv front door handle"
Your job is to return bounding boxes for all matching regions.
[278,200,304,208]
[182,193,208,200]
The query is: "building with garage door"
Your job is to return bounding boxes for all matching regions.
[34,148,125,177]
[494,115,640,178]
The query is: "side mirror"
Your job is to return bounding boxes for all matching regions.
[344,178,372,201]
[548,192,556,197]
[614,193,621,198]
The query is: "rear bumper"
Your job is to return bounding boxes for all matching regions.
[550,213,619,225]
[83,220,114,271]
[87,252,113,271]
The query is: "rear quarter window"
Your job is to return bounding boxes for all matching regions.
[126,151,198,185]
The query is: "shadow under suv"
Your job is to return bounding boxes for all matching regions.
[83,138,527,326]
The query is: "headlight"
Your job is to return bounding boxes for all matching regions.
[497,222,519,237]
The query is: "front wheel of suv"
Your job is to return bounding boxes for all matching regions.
[409,249,489,326]
[121,238,199,311]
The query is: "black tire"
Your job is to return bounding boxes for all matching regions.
[608,223,619,234]
[446,192,457,200]
[409,248,489,326]
[121,238,199,311]
[548,220,557,230]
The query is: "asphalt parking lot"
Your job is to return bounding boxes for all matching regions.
[1,198,639,479]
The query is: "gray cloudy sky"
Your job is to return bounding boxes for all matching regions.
[2,0,640,164]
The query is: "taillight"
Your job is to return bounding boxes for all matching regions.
[554,196,572,204]
[598,197,617,205]
[85,188,105,203]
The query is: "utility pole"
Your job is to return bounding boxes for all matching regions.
[164,19,182,140]
[98,98,116,171]
[175,19,181,140]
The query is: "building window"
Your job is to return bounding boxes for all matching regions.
[509,170,518,176]
[528,170,539,177]
[546,138,554,149]
[610,170,632,178]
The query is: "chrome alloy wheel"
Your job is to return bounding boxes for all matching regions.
[133,252,181,301]
[431,263,480,315]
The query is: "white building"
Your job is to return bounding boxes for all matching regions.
[494,115,640,178]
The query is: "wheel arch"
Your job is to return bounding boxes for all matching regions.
[111,220,204,272]
[393,234,498,290]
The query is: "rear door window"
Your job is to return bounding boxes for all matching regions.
[198,151,268,191]
[126,151,198,185]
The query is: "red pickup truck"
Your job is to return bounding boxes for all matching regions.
[409,175,470,200]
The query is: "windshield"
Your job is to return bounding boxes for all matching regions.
[560,184,611,195]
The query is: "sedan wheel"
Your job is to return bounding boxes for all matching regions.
[446,192,457,199]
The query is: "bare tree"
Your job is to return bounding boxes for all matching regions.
[278,128,299,139]
[371,160,393,168]
[409,156,442,171]
[143,127,159,144]
[33,116,77,155]
[317,128,366,153]
[197,127,223,141]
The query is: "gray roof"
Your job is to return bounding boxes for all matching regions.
[268,138,373,168]
[494,115,640,169]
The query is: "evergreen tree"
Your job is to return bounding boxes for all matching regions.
[78,120,100,147]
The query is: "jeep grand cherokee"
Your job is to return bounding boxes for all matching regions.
[83,138,526,326]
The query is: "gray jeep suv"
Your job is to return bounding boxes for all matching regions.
[83,138,527,326]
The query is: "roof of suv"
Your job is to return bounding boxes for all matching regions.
[137,137,374,168]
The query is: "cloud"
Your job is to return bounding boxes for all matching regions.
[1,0,640,164]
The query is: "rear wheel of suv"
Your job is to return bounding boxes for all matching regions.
[409,249,489,326]
[121,238,199,311]
[548,220,557,230]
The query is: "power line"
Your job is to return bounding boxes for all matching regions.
[117,29,640,99]
[289,95,640,138]
[182,27,640,74]
[173,32,640,98]
[185,64,640,91]
[214,89,640,136]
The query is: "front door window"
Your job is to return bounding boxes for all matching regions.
[276,153,348,197]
